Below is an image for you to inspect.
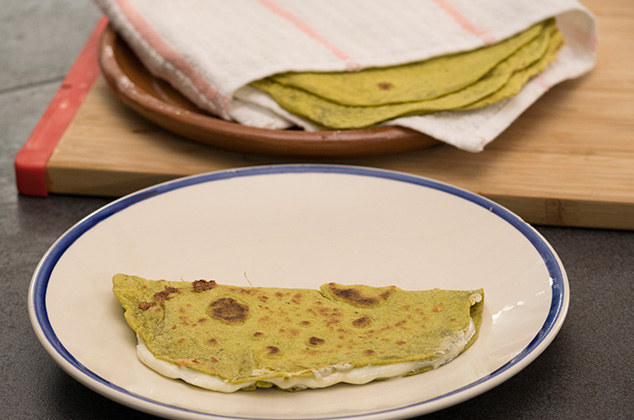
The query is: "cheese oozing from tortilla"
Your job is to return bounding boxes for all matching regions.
[136,314,478,392]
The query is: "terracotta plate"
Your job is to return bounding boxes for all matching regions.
[98,25,438,157]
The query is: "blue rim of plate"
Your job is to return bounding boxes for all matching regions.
[29,164,566,420]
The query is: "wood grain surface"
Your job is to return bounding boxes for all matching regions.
[45,0,634,229]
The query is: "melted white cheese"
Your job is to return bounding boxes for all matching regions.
[136,312,478,393]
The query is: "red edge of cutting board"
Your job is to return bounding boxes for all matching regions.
[13,17,108,197]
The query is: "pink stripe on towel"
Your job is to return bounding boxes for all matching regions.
[114,0,229,114]
[433,0,497,45]
[257,0,361,70]
[536,74,552,90]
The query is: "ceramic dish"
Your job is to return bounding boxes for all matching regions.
[98,26,438,157]
[29,164,568,419]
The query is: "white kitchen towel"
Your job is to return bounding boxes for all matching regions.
[95,0,597,152]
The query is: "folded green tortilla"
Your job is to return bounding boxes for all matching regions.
[113,274,484,391]
[249,19,564,129]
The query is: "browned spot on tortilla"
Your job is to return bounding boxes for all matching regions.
[363,349,376,356]
[380,290,394,300]
[326,318,341,327]
[377,81,394,90]
[308,336,325,346]
[209,356,219,363]
[154,286,179,304]
[432,306,441,312]
[192,279,217,292]
[207,338,219,345]
[238,288,255,295]
[138,301,155,311]
[209,297,250,323]
[352,315,372,328]
[300,320,311,326]
[266,346,281,356]
[326,283,394,307]
[178,316,190,326]
[253,331,264,338]
[396,340,407,345]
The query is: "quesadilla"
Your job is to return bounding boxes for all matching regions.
[113,274,484,392]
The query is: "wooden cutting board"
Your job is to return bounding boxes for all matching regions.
[15,0,634,230]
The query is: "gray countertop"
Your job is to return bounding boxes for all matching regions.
[1,2,632,419]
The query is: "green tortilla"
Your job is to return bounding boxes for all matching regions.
[113,274,484,390]
[460,27,564,110]
[249,19,564,129]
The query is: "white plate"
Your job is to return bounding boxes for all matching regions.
[28,164,568,420]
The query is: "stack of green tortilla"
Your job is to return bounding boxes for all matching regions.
[249,19,564,129]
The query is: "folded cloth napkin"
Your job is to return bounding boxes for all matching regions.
[95,0,597,152]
